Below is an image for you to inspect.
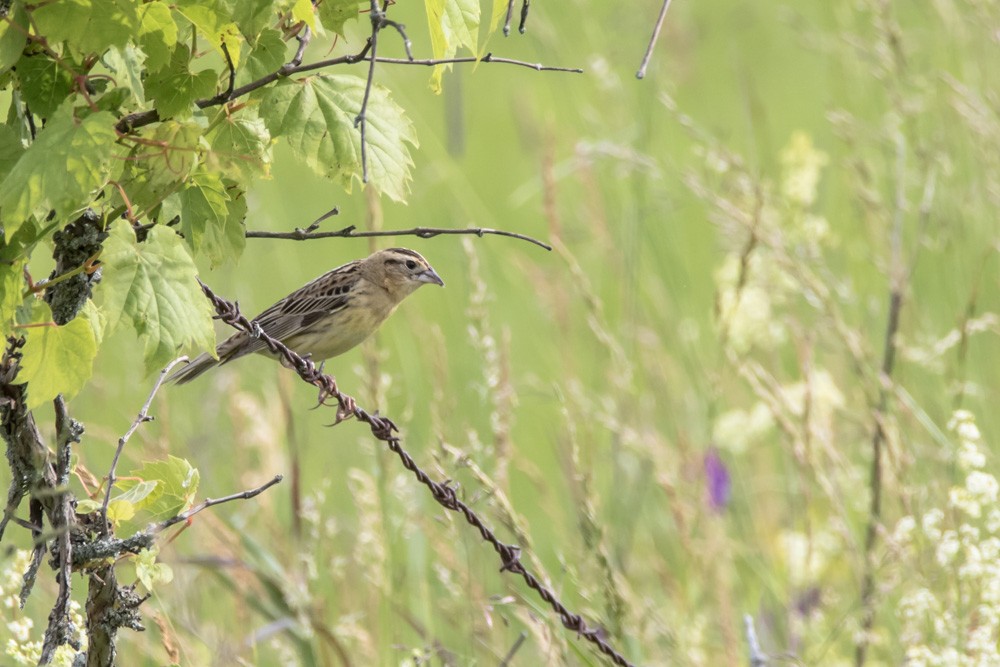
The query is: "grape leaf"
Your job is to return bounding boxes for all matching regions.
[317,0,364,36]
[0,104,117,236]
[0,124,24,183]
[123,456,200,521]
[137,1,178,72]
[18,301,98,409]
[15,53,76,118]
[145,44,217,119]
[174,1,242,64]
[0,259,25,337]
[135,548,174,590]
[0,1,27,76]
[240,28,287,85]
[425,0,480,92]
[102,44,147,105]
[259,74,417,201]
[207,112,272,180]
[98,222,216,373]
[32,0,139,55]
[118,120,202,216]
[175,168,246,266]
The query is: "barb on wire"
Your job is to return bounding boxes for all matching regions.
[245,223,552,251]
[101,356,189,535]
[195,280,637,667]
[636,0,674,79]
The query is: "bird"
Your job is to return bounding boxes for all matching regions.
[169,247,444,384]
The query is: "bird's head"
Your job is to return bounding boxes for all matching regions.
[363,247,444,298]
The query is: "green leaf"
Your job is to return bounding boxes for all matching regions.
[119,120,202,214]
[290,0,317,31]
[317,0,363,36]
[175,168,246,266]
[137,1,178,72]
[174,1,242,64]
[102,44,147,105]
[135,548,174,590]
[207,112,272,179]
[425,0,479,92]
[145,44,217,119]
[98,222,216,373]
[32,0,139,55]
[0,104,117,236]
[259,74,417,201]
[240,28,287,85]
[125,456,200,521]
[0,259,26,337]
[18,301,97,409]
[0,2,28,76]
[232,0,279,39]
[101,479,160,524]
[14,53,76,118]
[0,124,24,183]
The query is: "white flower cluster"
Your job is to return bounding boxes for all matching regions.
[893,410,1000,665]
[1,550,87,666]
[711,132,834,355]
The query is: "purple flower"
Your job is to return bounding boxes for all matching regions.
[704,447,731,513]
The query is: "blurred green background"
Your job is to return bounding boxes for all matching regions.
[9,0,1000,664]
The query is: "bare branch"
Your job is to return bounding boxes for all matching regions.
[372,53,583,73]
[155,475,284,532]
[518,0,530,34]
[245,224,552,251]
[289,25,311,68]
[115,32,581,135]
[195,283,636,667]
[39,396,82,664]
[354,0,385,185]
[636,0,674,79]
[503,0,515,36]
[101,356,189,535]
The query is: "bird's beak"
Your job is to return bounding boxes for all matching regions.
[418,268,445,287]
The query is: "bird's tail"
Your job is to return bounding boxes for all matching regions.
[167,352,220,384]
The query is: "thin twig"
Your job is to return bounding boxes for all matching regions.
[245,224,552,251]
[114,40,581,134]
[155,475,283,531]
[636,0,674,79]
[195,282,636,667]
[101,357,189,534]
[376,53,583,73]
[354,1,383,184]
[289,25,311,68]
[503,0,515,36]
[518,0,530,34]
[499,631,527,666]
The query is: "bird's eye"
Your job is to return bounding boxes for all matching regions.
[405,260,417,270]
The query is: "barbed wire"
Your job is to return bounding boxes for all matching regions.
[196,280,638,667]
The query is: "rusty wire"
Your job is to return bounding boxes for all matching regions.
[197,280,637,667]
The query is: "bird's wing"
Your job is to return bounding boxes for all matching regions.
[218,260,363,362]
